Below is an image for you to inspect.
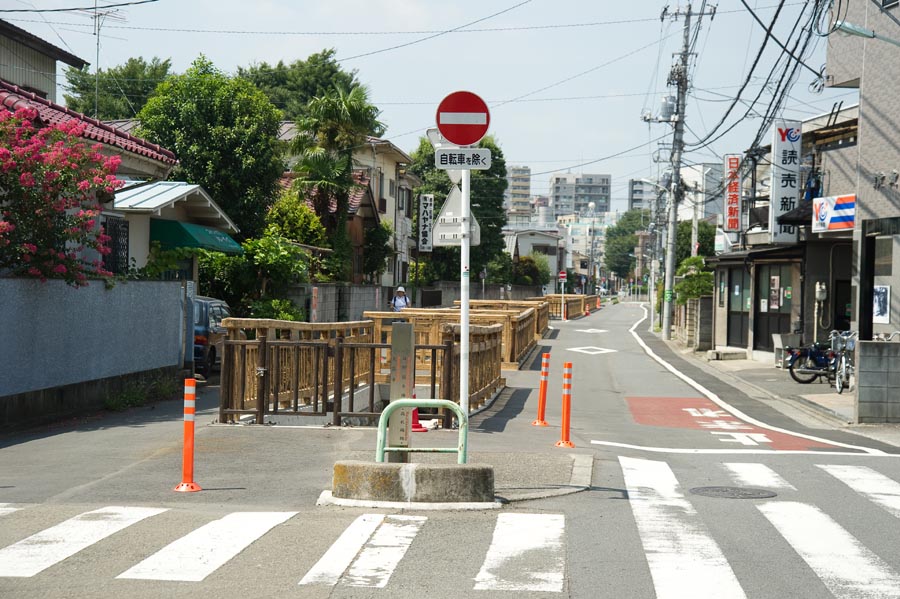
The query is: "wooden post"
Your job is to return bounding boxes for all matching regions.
[333,336,344,426]
[255,330,268,425]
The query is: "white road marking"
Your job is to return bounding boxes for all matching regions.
[590,440,893,456]
[619,456,746,599]
[820,464,900,518]
[474,513,565,592]
[759,501,900,599]
[0,506,166,577]
[299,513,384,586]
[0,503,23,517]
[628,305,884,455]
[119,511,296,582]
[712,432,772,445]
[343,515,426,588]
[723,463,796,490]
[567,346,617,355]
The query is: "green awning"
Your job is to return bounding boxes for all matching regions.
[150,219,243,255]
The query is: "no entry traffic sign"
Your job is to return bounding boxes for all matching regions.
[559,271,567,281]
[436,91,490,147]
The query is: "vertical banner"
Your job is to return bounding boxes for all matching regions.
[723,154,742,232]
[769,120,801,243]
[418,194,434,252]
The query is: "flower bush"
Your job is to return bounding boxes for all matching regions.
[0,107,123,286]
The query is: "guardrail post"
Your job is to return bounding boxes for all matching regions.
[376,399,468,464]
[442,337,454,429]
[255,330,268,425]
[333,336,344,426]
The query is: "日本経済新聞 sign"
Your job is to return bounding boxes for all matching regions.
[723,154,742,232]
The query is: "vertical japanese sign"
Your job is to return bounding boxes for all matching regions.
[418,194,433,252]
[723,154,742,232]
[769,120,800,243]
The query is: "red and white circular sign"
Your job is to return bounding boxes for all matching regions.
[559,271,567,281]
[435,91,490,147]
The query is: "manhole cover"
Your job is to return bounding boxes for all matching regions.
[689,486,777,499]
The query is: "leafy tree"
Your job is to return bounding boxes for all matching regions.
[362,221,393,282]
[486,252,513,284]
[603,209,650,279]
[238,50,358,121]
[675,219,716,264]
[64,57,172,120]
[530,253,552,285]
[512,255,541,286]
[674,255,713,304]
[264,190,327,247]
[408,135,508,282]
[137,56,283,238]
[0,108,123,286]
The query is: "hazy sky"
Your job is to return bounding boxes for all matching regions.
[10,0,857,210]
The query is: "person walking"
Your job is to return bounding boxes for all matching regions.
[390,286,410,312]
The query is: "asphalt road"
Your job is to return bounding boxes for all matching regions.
[3,302,900,598]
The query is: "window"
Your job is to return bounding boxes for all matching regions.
[874,237,893,276]
[389,179,396,197]
[102,215,129,274]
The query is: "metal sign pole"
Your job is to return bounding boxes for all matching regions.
[460,169,471,416]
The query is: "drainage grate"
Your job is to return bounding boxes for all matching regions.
[689,486,777,499]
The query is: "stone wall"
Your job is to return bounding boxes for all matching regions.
[856,340,900,423]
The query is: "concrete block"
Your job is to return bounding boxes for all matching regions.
[858,356,887,373]
[857,402,888,422]
[858,371,888,388]
[332,460,494,503]
[887,371,900,389]
[858,387,888,405]
[887,402,900,423]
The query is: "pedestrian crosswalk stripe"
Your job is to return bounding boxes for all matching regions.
[723,462,796,490]
[299,514,384,586]
[758,501,900,599]
[0,506,166,578]
[118,511,296,582]
[0,503,23,517]
[819,464,900,519]
[474,513,565,592]
[619,456,747,599]
[342,515,426,588]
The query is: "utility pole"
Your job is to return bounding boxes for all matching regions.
[660,2,714,340]
[691,181,700,257]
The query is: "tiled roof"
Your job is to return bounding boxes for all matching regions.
[0,79,177,166]
[280,169,371,215]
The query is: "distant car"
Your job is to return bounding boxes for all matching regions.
[193,296,233,377]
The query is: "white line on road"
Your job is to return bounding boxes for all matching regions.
[627,305,884,455]
[343,515,426,588]
[474,513,565,592]
[723,462,796,490]
[0,506,167,577]
[299,513,384,586]
[758,501,900,599]
[118,511,296,582]
[591,440,893,456]
[819,464,900,518]
[619,456,747,599]
[0,503,23,517]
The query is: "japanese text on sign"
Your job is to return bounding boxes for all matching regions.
[769,120,800,243]
[419,194,433,252]
[435,148,492,170]
[723,154,742,232]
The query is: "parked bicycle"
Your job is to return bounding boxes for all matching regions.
[831,330,858,394]
[784,336,836,385]
[873,331,900,342]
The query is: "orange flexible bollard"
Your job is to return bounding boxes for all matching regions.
[596,297,601,309]
[532,353,550,426]
[555,362,575,448]
[174,378,202,492]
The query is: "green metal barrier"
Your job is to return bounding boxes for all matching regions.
[376,399,468,464]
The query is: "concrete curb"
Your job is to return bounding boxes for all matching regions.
[331,460,495,503]
[495,454,594,502]
[316,491,502,511]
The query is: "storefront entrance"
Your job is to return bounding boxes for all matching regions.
[753,263,794,351]
[727,267,750,347]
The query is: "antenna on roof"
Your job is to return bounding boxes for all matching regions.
[72,1,127,118]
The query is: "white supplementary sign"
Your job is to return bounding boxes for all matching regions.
[769,120,800,243]
[432,185,481,247]
[435,148,492,170]
[418,194,434,252]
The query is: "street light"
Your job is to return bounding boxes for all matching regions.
[834,20,900,48]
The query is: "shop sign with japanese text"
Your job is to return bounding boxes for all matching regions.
[723,154,742,232]
[769,120,800,243]
[419,194,434,252]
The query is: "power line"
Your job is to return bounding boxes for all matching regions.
[739,0,823,79]
[0,0,158,13]
[338,0,533,62]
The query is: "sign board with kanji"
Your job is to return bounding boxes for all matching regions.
[436,91,490,147]
[435,148,492,170]
[769,120,800,243]
[418,194,434,252]
[723,154,742,232]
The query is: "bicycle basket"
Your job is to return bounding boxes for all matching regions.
[846,338,856,351]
